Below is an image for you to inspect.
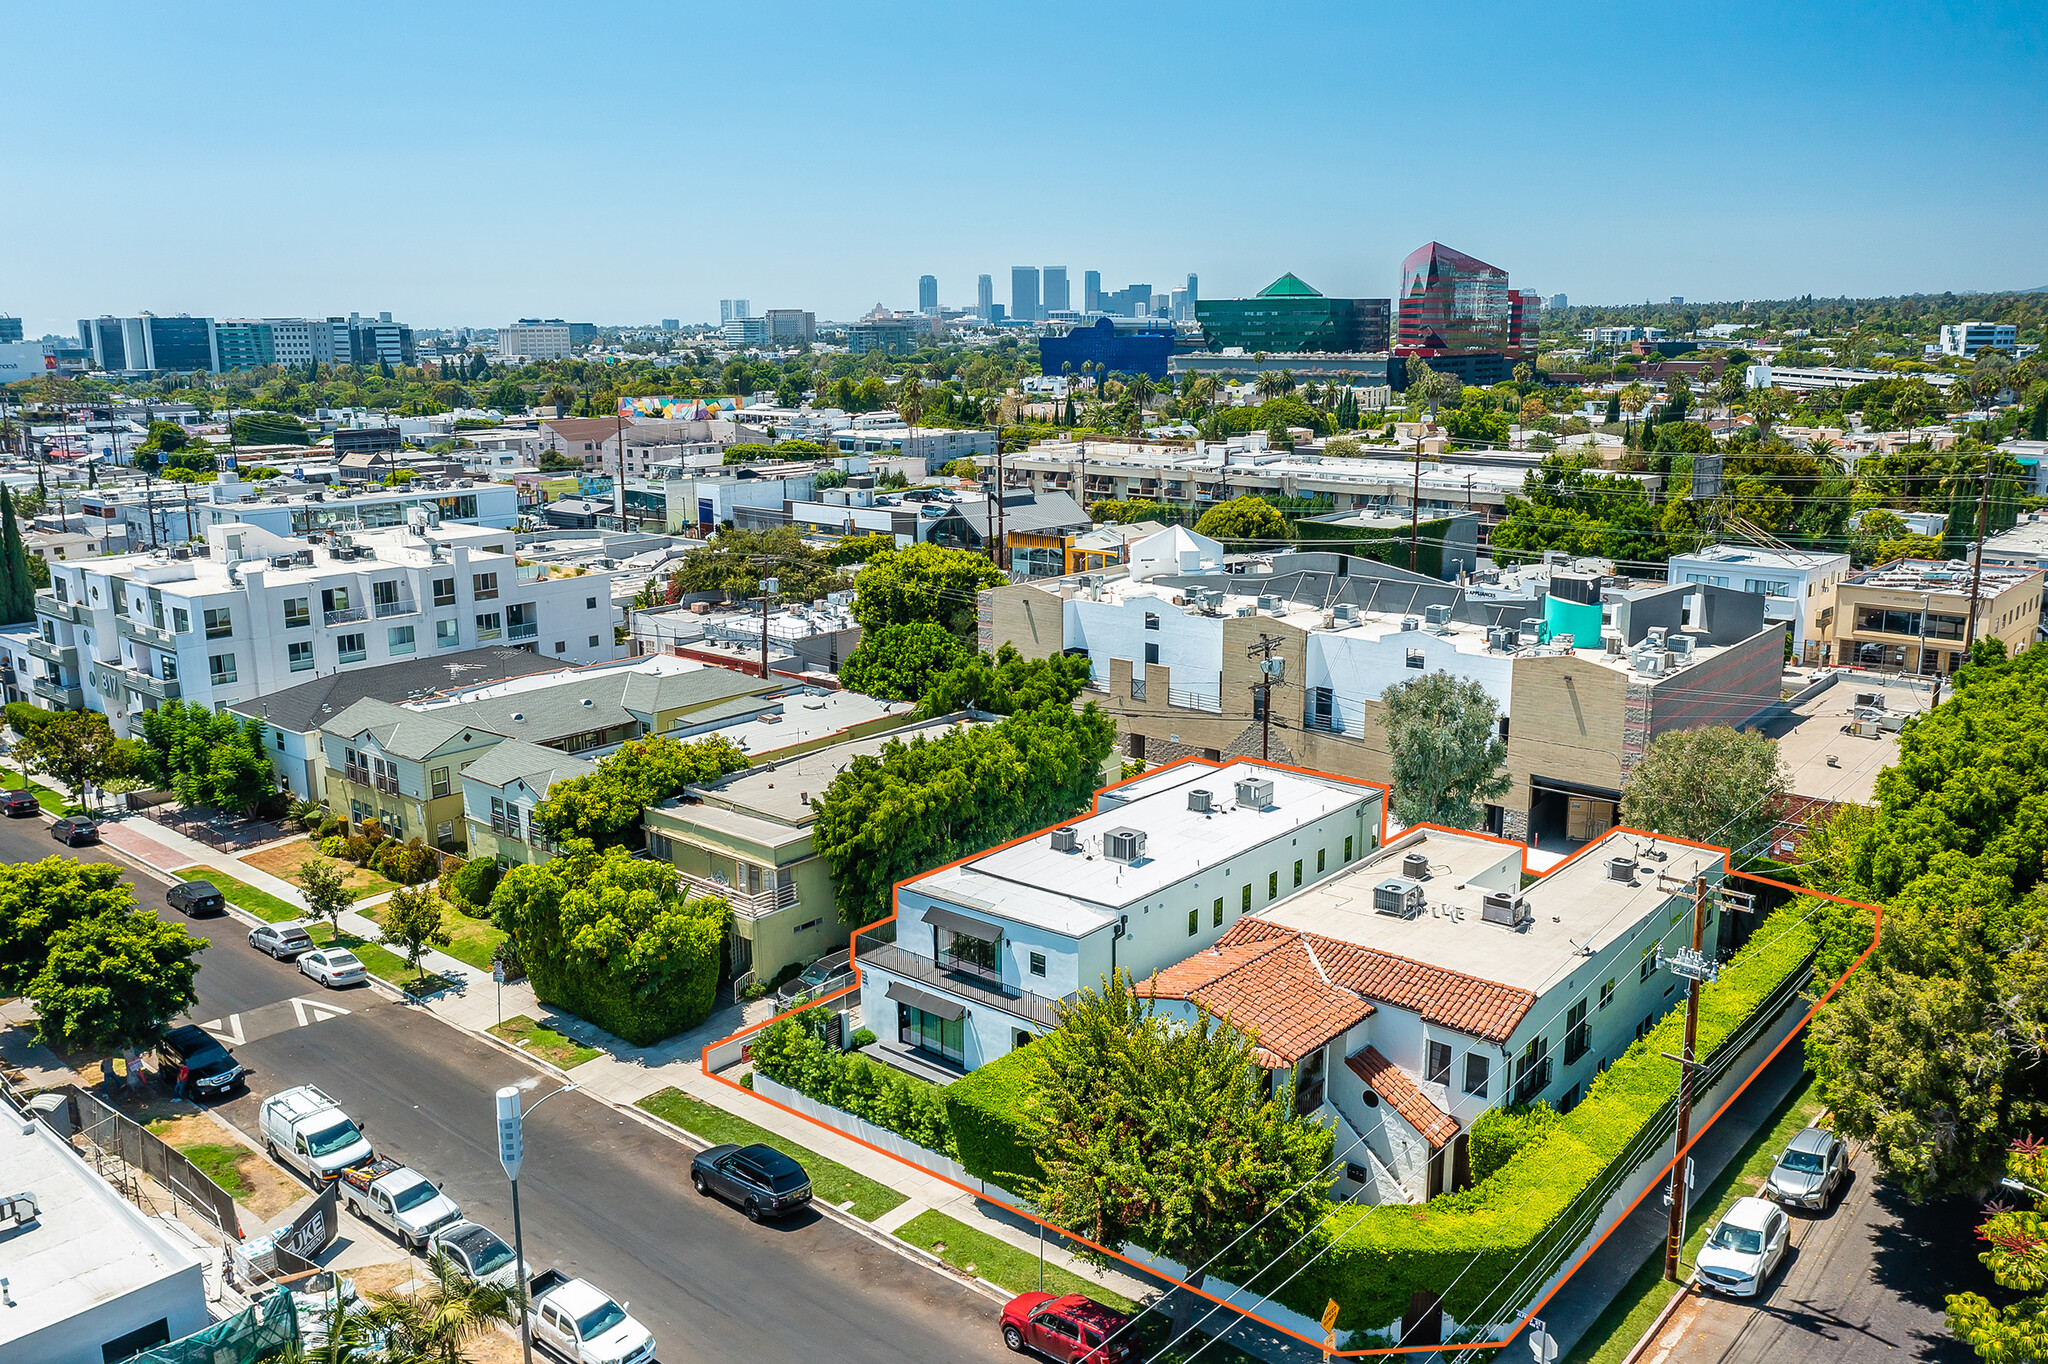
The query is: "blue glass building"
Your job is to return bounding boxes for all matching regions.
[1038,317,1176,380]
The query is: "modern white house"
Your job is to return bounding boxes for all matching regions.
[853,759,1387,1080]
[32,520,619,734]
[1666,544,1851,657]
[1941,321,2018,357]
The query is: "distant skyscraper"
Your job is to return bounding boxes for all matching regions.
[1083,270,1102,314]
[1011,266,1040,324]
[1043,267,1070,315]
[720,300,734,324]
[734,299,751,319]
[918,275,939,314]
[661,318,680,330]
[1186,274,1199,319]
[1170,288,1189,322]
[976,274,994,320]
[1548,293,1568,310]
[0,316,21,343]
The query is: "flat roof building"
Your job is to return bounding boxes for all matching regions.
[1195,273,1390,354]
[1822,557,2042,675]
[1667,544,1851,661]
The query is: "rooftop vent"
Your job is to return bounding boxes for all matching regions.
[1646,626,1668,647]
[1488,626,1517,652]
[0,1190,39,1229]
[1235,776,1274,809]
[1104,827,1147,863]
[1373,878,1426,919]
[1605,856,1637,884]
[1332,603,1360,625]
[1423,603,1453,627]
[1049,827,1078,853]
[1401,851,1431,880]
[1604,634,1625,655]
[1481,889,1525,926]
[1854,691,1886,709]
[1187,788,1213,813]
[1401,616,1421,632]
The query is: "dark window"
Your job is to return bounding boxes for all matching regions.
[1144,612,1159,630]
[1463,1052,1490,1097]
[1144,642,1159,664]
[432,577,456,606]
[1564,999,1590,1065]
[1187,908,1198,936]
[1213,896,1224,927]
[1344,835,1354,861]
[1293,859,1303,887]
[101,1318,172,1362]
[1241,883,1252,912]
[1599,978,1615,1009]
[1028,951,1046,976]
[1425,1041,1452,1085]
[1268,871,1278,900]
[1318,848,1326,873]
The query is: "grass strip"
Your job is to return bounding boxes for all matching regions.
[490,1015,600,1069]
[636,1086,905,1221]
[1563,1070,1825,1364]
[303,922,453,996]
[895,1208,1137,1313]
[364,896,505,972]
[179,1143,254,1201]
[175,867,302,923]
[0,769,71,814]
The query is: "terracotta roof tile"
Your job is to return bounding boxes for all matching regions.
[1136,937,1374,1065]
[1345,1046,1460,1150]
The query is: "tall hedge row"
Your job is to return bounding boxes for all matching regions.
[751,1013,955,1156]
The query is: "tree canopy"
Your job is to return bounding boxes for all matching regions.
[1194,496,1287,544]
[837,622,973,702]
[533,734,750,850]
[1619,726,1787,855]
[30,908,205,1059]
[849,541,1005,641]
[134,701,273,814]
[1379,671,1510,830]
[0,858,134,993]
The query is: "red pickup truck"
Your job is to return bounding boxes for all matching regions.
[1000,1292,1136,1362]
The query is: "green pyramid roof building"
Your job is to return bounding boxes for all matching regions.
[1255,273,1324,298]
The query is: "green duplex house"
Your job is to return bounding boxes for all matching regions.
[460,738,596,868]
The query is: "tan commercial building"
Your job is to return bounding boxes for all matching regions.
[1823,559,2042,675]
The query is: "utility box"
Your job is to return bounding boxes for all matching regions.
[1567,797,1615,842]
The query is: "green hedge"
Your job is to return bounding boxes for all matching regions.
[751,1014,955,1156]
[943,899,1820,1333]
[1466,1103,1558,1185]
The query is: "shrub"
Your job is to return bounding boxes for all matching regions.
[316,816,345,841]
[319,836,348,858]
[344,834,379,866]
[442,856,501,912]
[850,1027,877,1049]
[752,1013,955,1156]
[1467,1103,1559,1184]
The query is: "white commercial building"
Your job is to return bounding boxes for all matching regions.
[497,321,573,361]
[1666,544,1851,656]
[74,471,520,550]
[1941,321,2018,357]
[32,520,619,734]
[0,1103,210,1364]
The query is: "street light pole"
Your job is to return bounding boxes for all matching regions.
[498,1081,579,1364]
[1660,877,1716,1282]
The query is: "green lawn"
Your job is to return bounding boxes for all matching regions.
[895,1209,1136,1312]
[0,769,71,815]
[175,867,302,923]
[363,895,505,972]
[491,1015,601,1069]
[1563,1071,1826,1364]
[303,921,453,996]
[635,1086,905,1221]
[179,1143,254,1200]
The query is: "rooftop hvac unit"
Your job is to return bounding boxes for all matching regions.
[1636,652,1666,676]
[1049,827,1078,853]
[1423,603,1454,627]
[1646,627,1668,647]
[1401,616,1421,632]
[1104,827,1148,863]
[1400,851,1431,880]
[1605,856,1638,883]
[1854,691,1886,709]
[1235,604,1256,618]
[1668,634,1696,657]
[1373,878,1426,919]
[1235,776,1275,809]
[1332,602,1360,624]
[1481,890,1524,926]
[1604,634,1625,656]
[1518,618,1543,645]
[1187,788,1213,813]
[1489,626,1518,651]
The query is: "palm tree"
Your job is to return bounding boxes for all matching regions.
[371,1251,518,1364]
[1618,381,1651,433]
[1254,371,1284,400]
[1126,370,1157,410]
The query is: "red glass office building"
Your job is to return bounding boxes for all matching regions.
[1395,241,1529,384]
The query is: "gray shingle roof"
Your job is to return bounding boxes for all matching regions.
[228,647,570,734]
[320,698,478,760]
[459,738,595,793]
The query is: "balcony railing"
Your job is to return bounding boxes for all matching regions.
[1511,1056,1553,1107]
[678,869,797,920]
[125,671,182,701]
[373,596,419,620]
[27,637,75,664]
[859,942,1074,1031]
[35,593,84,624]
[32,677,83,707]
[325,605,369,626]
[1169,688,1222,714]
[116,616,178,649]
[507,622,539,642]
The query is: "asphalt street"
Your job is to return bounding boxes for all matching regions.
[5,814,1007,1364]
[1665,1147,1996,1364]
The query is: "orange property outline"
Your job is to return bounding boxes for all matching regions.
[699,755,1883,1356]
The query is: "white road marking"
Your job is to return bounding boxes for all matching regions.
[291,996,353,1027]
[198,1014,245,1046]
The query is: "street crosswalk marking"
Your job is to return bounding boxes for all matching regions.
[198,1015,244,1046]
[291,996,352,1027]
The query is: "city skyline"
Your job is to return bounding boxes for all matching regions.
[2,1,2042,334]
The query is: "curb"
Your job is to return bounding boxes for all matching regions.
[1621,1283,1697,1364]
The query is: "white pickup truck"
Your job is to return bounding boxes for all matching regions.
[525,1269,657,1364]
[259,1085,373,1184]
[338,1157,463,1251]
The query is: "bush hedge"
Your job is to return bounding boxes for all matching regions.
[943,899,1820,1333]
[1467,1103,1559,1185]
[750,1013,955,1156]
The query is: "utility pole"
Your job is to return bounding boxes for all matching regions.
[1660,875,1717,1282]
[995,432,1008,572]
[1964,447,1994,652]
[758,576,778,680]
[1247,633,1284,761]
[1408,430,1424,573]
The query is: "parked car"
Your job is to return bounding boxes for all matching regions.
[1694,1196,1791,1297]
[1000,1292,1137,1361]
[249,922,317,961]
[154,1023,245,1100]
[775,954,850,1008]
[689,1143,813,1221]
[339,1156,463,1251]
[428,1220,529,1291]
[1,787,40,817]
[525,1269,656,1364]
[258,1084,372,1184]
[1763,1127,1848,1210]
[50,816,99,846]
[300,948,367,988]
[167,880,227,917]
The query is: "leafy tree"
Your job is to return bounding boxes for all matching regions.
[1619,726,1787,855]
[665,525,850,603]
[1946,1138,2048,1361]
[30,909,204,1081]
[1441,403,1510,446]
[381,886,450,974]
[916,644,1092,718]
[0,858,133,992]
[1379,671,1510,829]
[488,848,729,1045]
[849,541,1005,641]
[297,856,355,933]
[1492,453,1668,564]
[1194,496,1286,544]
[14,708,127,811]
[838,622,972,701]
[533,734,748,849]
[1024,971,1333,1334]
[815,703,1117,926]
[134,701,271,813]
[0,486,31,622]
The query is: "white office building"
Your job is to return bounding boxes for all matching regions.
[1941,321,2018,357]
[1666,544,1850,656]
[31,520,619,734]
[497,321,573,361]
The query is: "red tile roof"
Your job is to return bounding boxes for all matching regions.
[1345,1046,1460,1150]
[1135,936,1374,1066]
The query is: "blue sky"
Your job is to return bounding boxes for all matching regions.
[5,1,2042,333]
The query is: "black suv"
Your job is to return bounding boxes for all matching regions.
[167,881,227,917]
[690,1142,813,1221]
[155,1024,245,1099]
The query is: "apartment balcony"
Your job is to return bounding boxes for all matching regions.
[31,677,84,708]
[858,942,1074,1031]
[124,671,182,701]
[372,596,419,620]
[679,869,798,921]
[27,637,77,666]
[34,592,84,624]
[507,622,539,642]
[342,764,372,787]
[116,616,178,649]
[325,605,369,626]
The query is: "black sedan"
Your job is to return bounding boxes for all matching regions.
[167,881,227,917]
[690,1142,813,1221]
[51,816,99,846]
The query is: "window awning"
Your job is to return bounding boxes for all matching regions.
[922,904,1003,941]
[886,980,966,1022]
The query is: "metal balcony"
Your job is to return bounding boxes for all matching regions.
[372,596,419,620]
[116,616,178,649]
[507,623,539,642]
[325,605,369,626]
[34,592,84,624]
[678,869,798,921]
[31,677,84,708]
[858,942,1074,1030]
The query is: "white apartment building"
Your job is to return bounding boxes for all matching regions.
[1941,321,2018,357]
[31,521,619,734]
[1666,544,1850,656]
[74,471,520,549]
[497,321,573,361]
[264,317,318,365]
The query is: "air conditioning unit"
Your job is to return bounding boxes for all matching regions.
[1187,788,1213,813]
[1401,851,1431,880]
[1481,890,1523,926]
[1854,691,1885,709]
[1636,652,1666,676]
[1424,603,1453,627]
[1668,634,1696,657]
[1049,827,1078,853]
[1257,595,1280,613]
[1235,604,1256,618]
[1332,603,1360,624]
[1518,618,1543,645]
[1604,634,1625,655]
[1605,856,1638,883]
[1235,777,1275,809]
[1489,626,1518,651]
[1401,616,1421,632]
[1646,627,1668,647]
[1104,828,1147,863]
[1373,878,1426,918]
